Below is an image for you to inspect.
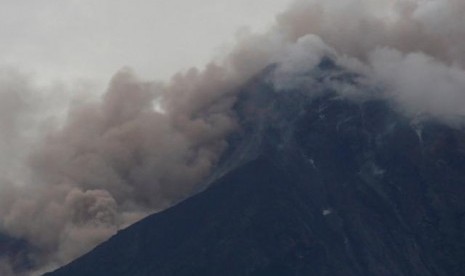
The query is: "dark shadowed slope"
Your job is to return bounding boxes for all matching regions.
[46,60,465,276]
[0,234,36,274]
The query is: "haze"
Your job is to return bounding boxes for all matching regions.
[0,0,292,85]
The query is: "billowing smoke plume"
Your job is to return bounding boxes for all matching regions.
[273,0,465,123]
[1,0,465,274]
[0,66,242,274]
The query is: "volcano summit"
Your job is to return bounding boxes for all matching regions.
[46,58,465,276]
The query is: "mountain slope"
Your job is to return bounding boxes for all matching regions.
[0,234,36,275]
[46,60,465,276]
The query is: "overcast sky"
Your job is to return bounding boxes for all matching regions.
[0,0,292,85]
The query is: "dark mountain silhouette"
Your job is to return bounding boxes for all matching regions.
[45,59,465,276]
[0,233,36,274]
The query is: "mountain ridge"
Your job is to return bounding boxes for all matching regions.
[45,59,465,276]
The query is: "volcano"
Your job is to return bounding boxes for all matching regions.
[45,59,465,276]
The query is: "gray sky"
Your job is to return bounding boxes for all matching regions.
[0,0,292,85]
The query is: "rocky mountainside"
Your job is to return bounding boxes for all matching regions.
[46,59,465,276]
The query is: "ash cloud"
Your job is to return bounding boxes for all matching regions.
[271,0,465,123]
[1,0,465,274]
[0,66,242,273]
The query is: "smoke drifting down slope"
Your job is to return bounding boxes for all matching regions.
[0,0,465,274]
